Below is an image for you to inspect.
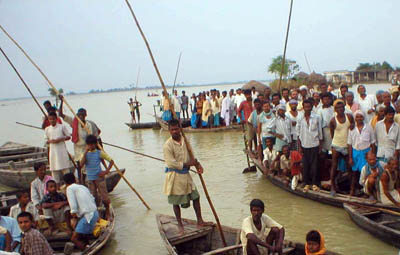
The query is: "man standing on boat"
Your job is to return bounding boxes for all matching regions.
[240,199,284,255]
[163,119,212,235]
[181,91,189,120]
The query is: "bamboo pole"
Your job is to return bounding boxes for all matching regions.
[278,0,294,92]
[0,24,151,210]
[134,67,140,99]
[171,52,182,95]
[15,121,198,175]
[124,0,226,246]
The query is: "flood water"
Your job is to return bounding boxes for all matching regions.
[0,83,397,255]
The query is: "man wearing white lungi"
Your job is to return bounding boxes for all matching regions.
[221,91,231,126]
[163,119,212,235]
[44,112,72,185]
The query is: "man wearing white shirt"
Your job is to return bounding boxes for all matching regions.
[172,90,182,119]
[375,107,400,162]
[235,89,246,123]
[251,87,259,102]
[356,85,375,123]
[64,173,99,251]
[221,91,232,126]
[296,99,323,193]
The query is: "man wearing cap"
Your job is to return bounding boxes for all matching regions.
[329,99,354,196]
[298,85,309,101]
[390,87,400,106]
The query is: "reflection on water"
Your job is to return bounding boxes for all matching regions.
[0,84,397,255]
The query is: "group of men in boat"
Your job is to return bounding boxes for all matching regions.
[164,118,327,255]
[241,83,400,205]
[160,87,266,128]
[0,95,115,254]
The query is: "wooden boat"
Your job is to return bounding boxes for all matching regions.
[45,206,115,255]
[0,189,22,216]
[344,203,400,248]
[156,116,242,133]
[125,122,161,129]
[156,214,340,255]
[245,151,400,212]
[0,142,125,191]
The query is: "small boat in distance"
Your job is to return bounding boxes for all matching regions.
[344,203,400,248]
[156,214,341,255]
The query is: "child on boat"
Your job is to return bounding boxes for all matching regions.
[17,212,53,255]
[31,162,54,216]
[279,145,290,178]
[262,138,279,175]
[359,151,384,200]
[240,199,285,255]
[41,180,72,235]
[44,111,72,188]
[9,191,39,227]
[290,150,302,190]
[305,230,326,255]
[80,135,113,220]
[379,157,400,206]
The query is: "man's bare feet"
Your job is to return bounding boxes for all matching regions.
[197,220,214,228]
[177,224,185,236]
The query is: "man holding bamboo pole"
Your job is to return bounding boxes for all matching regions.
[163,119,213,235]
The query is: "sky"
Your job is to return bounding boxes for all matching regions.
[0,0,399,99]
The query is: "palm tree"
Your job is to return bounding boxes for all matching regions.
[48,88,64,108]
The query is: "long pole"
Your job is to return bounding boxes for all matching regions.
[134,67,140,99]
[278,0,294,92]
[304,52,312,73]
[0,25,151,210]
[171,52,182,94]
[123,0,227,246]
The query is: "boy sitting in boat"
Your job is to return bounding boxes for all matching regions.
[80,135,114,220]
[379,157,400,206]
[305,230,326,255]
[41,180,72,235]
[17,212,53,255]
[9,191,39,228]
[240,199,284,255]
[262,138,279,175]
[31,162,54,216]
[359,151,385,200]
[163,119,212,235]
[64,173,99,251]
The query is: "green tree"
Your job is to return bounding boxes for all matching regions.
[268,55,299,79]
[356,63,373,71]
[48,88,64,107]
[381,61,393,71]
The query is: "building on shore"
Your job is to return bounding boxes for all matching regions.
[324,69,394,84]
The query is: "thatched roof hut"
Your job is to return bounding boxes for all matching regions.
[241,80,268,94]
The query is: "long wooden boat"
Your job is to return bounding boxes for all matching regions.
[245,151,400,212]
[125,122,161,129]
[344,203,400,248]
[156,214,340,255]
[156,116,242,133]
[0,142,125,191]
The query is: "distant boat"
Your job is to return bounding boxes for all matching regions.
[148,92,159,97]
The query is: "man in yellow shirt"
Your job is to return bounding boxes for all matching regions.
[163,119,212,234]
[240,199,284,255]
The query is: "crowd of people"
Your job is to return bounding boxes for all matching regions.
[0,95,114,254]
[162,83,400,205]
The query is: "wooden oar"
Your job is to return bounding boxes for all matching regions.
[241,123,256,173]
[123,0,227,246]
[15,121,198,175]
[0,46,81,176]
[0,25,151,210]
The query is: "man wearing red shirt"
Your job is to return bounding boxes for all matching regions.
[237,89,254,124]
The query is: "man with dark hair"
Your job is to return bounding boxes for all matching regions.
[18,211,53,255]
[240,199,284,255]
[64,173,99,250]
[42,106,63,129]
[181,91,189,119]
[281,88,290,104]
[375,106,400,162]
[296,99,323,192]
[338,84,348,100]
[238,89,254,125]
[163,120,212,235]
[329,100,354,196]
[9,191,39,227]
[43,100,52,112]
[271,93,281,114]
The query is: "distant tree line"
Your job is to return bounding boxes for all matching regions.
[356,61,400,71]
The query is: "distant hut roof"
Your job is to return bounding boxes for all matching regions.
[307,72,326,85]
[241,80,267,94]
[295,72,309,80]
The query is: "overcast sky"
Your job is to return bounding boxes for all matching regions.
[0,0,399,99]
